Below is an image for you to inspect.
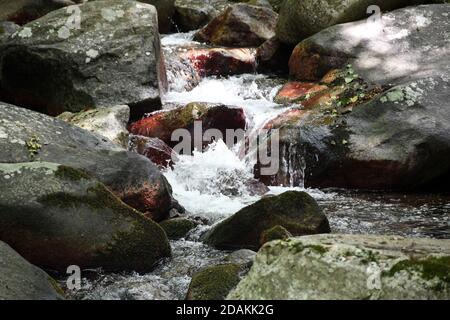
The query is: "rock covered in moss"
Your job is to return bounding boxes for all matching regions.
[0,0,166,118]
[203,191,330,250]
[0,103,174,221]
[259,5,450,191]
[58,105,130,148]
[276,0,430,45]
[0,241,65,300]
[259,225,292,246]
[160,217,198,240]
[228,234,450,300]
[194,3,278,47]
[173,0,231,31]
[0,162,171,272]
[186,264,242,300]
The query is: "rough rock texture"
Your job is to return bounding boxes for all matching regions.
[186,264,242,300]
[259,225,292,246]
[203,191,330,250]
[129,102,247,151]
[0,241,64,300]
[0,0,166,118]
[261,5,450,190]
[194,3,278,47]
[276,0,432,45]
[58,105,130,148]
[0,0,79,25]
[0,103,174,221]
[0,162,171,272]
[228,234,450,300]
[256,36,292,74]
[0,21,20,42]
[225,249,256,267]
[159,217,198,240]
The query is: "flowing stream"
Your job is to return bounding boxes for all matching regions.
[67,32,450,300]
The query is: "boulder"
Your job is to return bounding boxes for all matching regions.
[0,241,64,300]
[228,234,450,300]
[57,105,130,148]
[0,162,171,272]
[259,225,292,246]
[203,191,330,250]
[0,0,78,25]
[194,3,278,47]
[173,0,231,31]
[225,249,256,267]
[186,264,242,300]
[129,102,246,152]
[164,44,257,90]
[256,36,292,74]
[0,103,174,221]
[160,217,198,240]
[276,0,432,45]
[0,0,166,119]
[129,135,177,168]
[260,5,450,190]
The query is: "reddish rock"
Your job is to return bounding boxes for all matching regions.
[129,135,177,168]
[184,47,257,77]
[263,108,309,130]
[194,3,278,47]
[274,82,328,104]
[129,103,247,152]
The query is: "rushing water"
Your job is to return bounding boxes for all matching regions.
[66,33,450,300]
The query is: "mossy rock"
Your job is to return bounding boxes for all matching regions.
[186,264,242,300]
[228,234,450,300]
[203,191,330,250]
[0,162,171,272]
[260,225,292,246]
[160,217,198,240]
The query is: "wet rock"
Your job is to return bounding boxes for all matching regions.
[186,264,242,300]
[225,249,256,267]
[194,3,278,47]
[259,225,292,246]
[160,217,198,240]
[203,191,330,250]
[164,44,257,90]
[0,0,166,119]
[129,102,246,152]
[0,162,171,272]
[129,135,177,168]
[140,0,175,33]
[274,82,328,104]
[0,241,64,300]
[261,5,450,191]
[0,0,78,25]
[0,21,20,42]
[229,234,450,300]
[0,103,174,221]
[173,0,231,31]
[57,105,130,148]
[276,0,431,45]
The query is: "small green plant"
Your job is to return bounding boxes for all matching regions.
[25,135,42,159]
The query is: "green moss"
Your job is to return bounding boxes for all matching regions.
[186,264,242,300]
[383,256,450,284]
[55,165,92,181]
[260,225,291,246]
[25,135,42,160]
[160,217,198,240]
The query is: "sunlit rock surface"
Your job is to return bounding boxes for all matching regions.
[229,234,450,300]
